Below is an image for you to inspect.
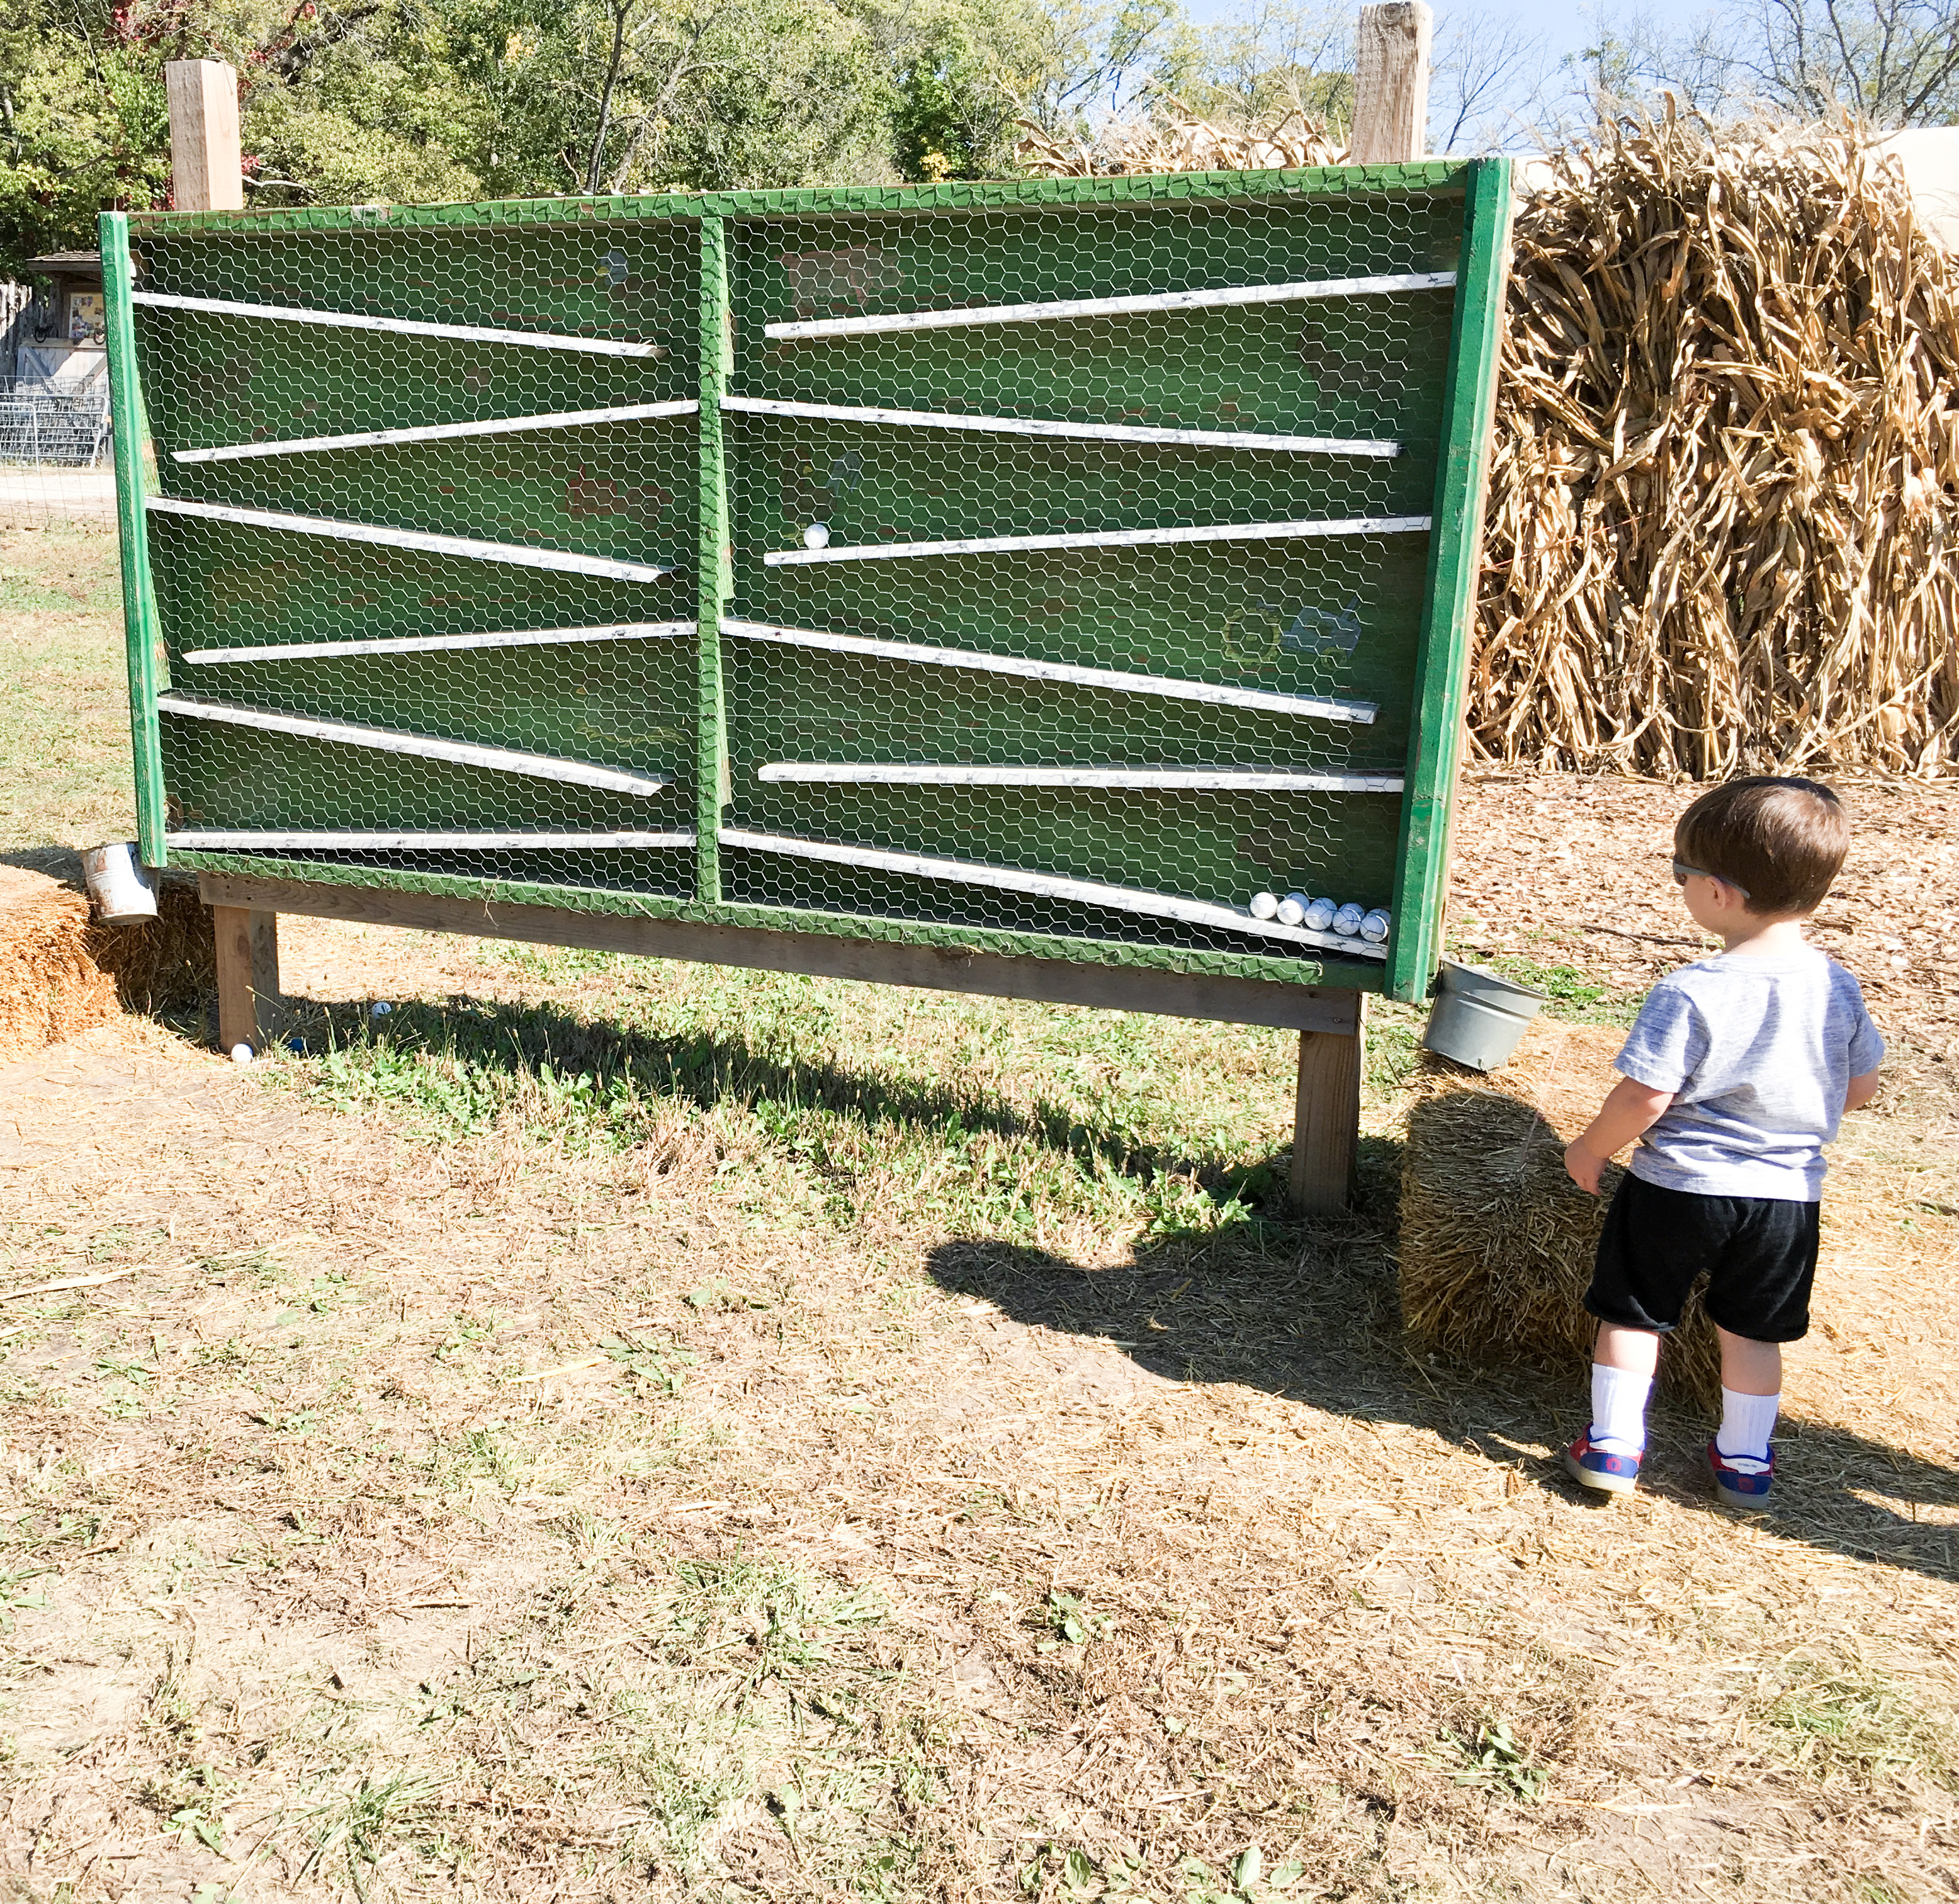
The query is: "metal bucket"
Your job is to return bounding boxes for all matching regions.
[80,841,157,921]
[1421,958,1547,1071]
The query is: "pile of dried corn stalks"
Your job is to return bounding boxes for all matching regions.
[1016,105,1343,177]
[1030,108,1959,776]
[1481,112,1959,777]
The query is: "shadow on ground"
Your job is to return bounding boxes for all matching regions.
[923,1227,1959,1589]
[288,990,1304,1198]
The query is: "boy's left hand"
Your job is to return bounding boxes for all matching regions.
[1564,1138,1605,1195]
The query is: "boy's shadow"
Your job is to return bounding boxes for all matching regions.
[923,1191,1959,1586]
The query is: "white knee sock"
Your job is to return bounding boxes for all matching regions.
[1589,1364,1653,1455]
[1717,1389,1780,1462]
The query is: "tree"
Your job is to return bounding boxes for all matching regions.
[1744,0,1959,123]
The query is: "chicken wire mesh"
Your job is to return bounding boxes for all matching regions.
[111,167,1508,1000]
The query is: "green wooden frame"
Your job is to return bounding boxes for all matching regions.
[109,159,1511,1007]
[101,210,170,864]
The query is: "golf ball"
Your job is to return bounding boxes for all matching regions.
[1332,902,1366,936]
[803,522,830,550]
[1277,892,1307,926]
[370,1000,392,1017]
[1249,891,1280,920]
[229,1042,254,1065]
[1303,896,1337,931]
[1360,908,1392,943]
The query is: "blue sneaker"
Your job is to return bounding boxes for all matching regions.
[1562,1431,1642,1496]
[1707,1438,1775,1512]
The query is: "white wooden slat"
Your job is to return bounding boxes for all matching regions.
[763,516,1430,566]
[155,695,670,796]
[720,395,1397,458]
[132,291,663,356]
[145,497,674,584]
[167,830,695,849]
[172,400,700,463]
[718,829,1387,960]
[764,271,1458,340]
[720,618,1377,724]
[184,622,695,664]
[757,763,1404,791]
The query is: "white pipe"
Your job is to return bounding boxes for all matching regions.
[718,828,1387,960]
[763,516,1429,566]
[764,271,1457,340]
[720,618,1377,724]
[720,395,1396,458]
[146,497,673,584]
[166,830,694,849]
[132,291,663,356]
[184,621,695,664]
[757,763,1404,791]
[172,400,700,463]
[155,695,670,795]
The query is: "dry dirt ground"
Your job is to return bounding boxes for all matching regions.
[3,528,1958,1902]
[0,789,1955,1904]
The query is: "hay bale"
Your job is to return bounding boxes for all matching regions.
[86,868,217,1014]
[1399,1018,1724,1408]
[0,864,118,1063]
[0,856,215,1065]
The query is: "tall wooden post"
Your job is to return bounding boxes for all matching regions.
[1287,1,1430,1215]
[164,62,246,213]
[165,61,276,1051]
[1349,3,1432,164]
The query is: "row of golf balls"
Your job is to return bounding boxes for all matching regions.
[1250,892,1392,942]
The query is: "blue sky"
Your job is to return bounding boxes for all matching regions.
[1181,0,1716,74]
[1176,0,1730,145]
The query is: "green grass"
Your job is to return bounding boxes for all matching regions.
[1756,1653,1959,1791]
[285,958,1335,1243]
[0,527,132,851]
[1472,951,1643,1028]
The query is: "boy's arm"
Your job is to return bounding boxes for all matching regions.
[1844,1068,1881,1112]
[1565,1074,1675,1195]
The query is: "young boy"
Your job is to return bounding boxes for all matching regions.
[1561,776,1885,1512]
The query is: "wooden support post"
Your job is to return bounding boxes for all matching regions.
[213,907,279,1053]
[1350,3,1432,164]
[1289,995,1365,1216]
[164,61,245,213]
[167,60,271,1053]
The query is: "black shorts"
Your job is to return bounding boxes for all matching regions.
[1584,1172,1820,1343]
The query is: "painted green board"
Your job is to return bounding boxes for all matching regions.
[109,161,1510,1006]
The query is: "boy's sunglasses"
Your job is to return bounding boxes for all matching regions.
[1671,858,1751,901]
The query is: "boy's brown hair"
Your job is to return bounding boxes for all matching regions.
[1675,776,1849,917]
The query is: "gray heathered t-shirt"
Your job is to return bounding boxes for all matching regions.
[1615,946,1885,1202]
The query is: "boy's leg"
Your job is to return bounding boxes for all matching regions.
[1588,1322,1659,1456]
[1564,1177,1707,1492]
[1714,1327,1782,1462]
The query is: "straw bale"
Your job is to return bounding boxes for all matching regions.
[0,859,214,1065]
[1399,1017,1724,1408]
[0,866,118,1064]
[86,869,217,1014]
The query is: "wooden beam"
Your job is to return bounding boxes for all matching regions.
[164,61,244,213]
[1349,4,1432,165]
[1289,996,1365,1215]
[192,872,1370,1035]
[213,905,279,1052]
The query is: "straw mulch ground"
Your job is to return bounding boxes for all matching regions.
[1479,113,1959,778]
[1401,1018,1727,1407]
[0,856,213,1063]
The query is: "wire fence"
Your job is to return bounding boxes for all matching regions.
[0,387,117,530]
